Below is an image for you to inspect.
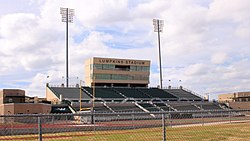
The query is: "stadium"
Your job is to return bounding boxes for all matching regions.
[2,57,250,141]
[46,57,226,115]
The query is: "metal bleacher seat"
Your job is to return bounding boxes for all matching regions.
[114,88,151,98]
[165,89,202,100]
[83,87,125,99]
[153,102,173,111]
[138,103,159,112]
[198,103,223,110]
[138,88,177,100]
[106,103,143,112]
[167,102,200,111]
[79,103,111,112]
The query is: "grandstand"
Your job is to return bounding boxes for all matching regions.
[165,88,202,101]
[45,57,226,114]
[114,87,151,99]
[152,102,174,111]
[137,103,160,112]
[106,103,143,112]
[167,102,200,111]
[46,85,225,114]
[83,87,125,99]
[138,88,177,100]
[197,102,223,110]
[48,86,91,102]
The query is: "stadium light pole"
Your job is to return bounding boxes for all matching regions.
[60,7,75,87]
[153,19,164,89]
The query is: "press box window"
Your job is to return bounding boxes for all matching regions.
[115,65,130,71]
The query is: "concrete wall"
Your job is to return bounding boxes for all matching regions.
[237,92,250,97]
[46,86,59,104]
[0,104,4,115]
[229,102,250,109]
[2,89,25,97]
[218,93,235,102]
[0,103,51,115]
[0,89,25,104]
[0,90,3,104]
[218,92,250,102]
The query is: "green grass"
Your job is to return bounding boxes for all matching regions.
[1,122,250,141]
[166,122,250,141]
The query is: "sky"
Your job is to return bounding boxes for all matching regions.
[0,0,250,100]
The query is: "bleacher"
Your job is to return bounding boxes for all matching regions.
[114,88,151,99]
[77,103,111,112]
[47,85,228,113]
[106,103,143,112]
[49,87,91,100]
[197,103,223,110]
[138,103,159,112]
[83,87,124,99]
[168,102,200,111]
[165,89,202,100]
[138,88,178,100]
[153,102,173,111]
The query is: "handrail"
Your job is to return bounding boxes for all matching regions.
[182,87,206,99]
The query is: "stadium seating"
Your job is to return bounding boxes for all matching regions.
[197,102,223,110]
[137,103,159,111]
[77,103,112,112]
[83,87,125,99]
[114,88,151,98]
[48,86,228,113]
[138,88,177,99]
[167,102,200,111]
[49,87,91,99]
[153,102,174,111]
[106,103,143,112]
[165,89,202,100]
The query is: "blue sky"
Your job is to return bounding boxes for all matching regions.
[0,0,250,100]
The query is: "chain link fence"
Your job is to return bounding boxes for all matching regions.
[0,109,250,141]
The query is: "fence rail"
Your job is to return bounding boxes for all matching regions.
[0,109,250,141]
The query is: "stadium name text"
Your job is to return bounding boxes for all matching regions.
[98,59,146,65]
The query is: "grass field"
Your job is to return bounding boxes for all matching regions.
[1,122,250,141]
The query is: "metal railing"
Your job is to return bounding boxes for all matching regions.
[0,109,250,141]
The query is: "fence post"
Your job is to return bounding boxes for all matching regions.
[93,113,96,132]
[162,113,166,141]
[229,109,231,124]
[52,115,54,124]
[169,112,172,127]
[221,111,223,122]
[38,116,42,141]
[11,118,13,135]
[132,112,135,129]
[202,111,204,126]
[91,110,94,124]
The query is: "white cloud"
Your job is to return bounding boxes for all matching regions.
[235,19,250,39]
[184,64,209,76]
[0,0,250,100]
[211,52,228,64]
[207,0,250,22]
